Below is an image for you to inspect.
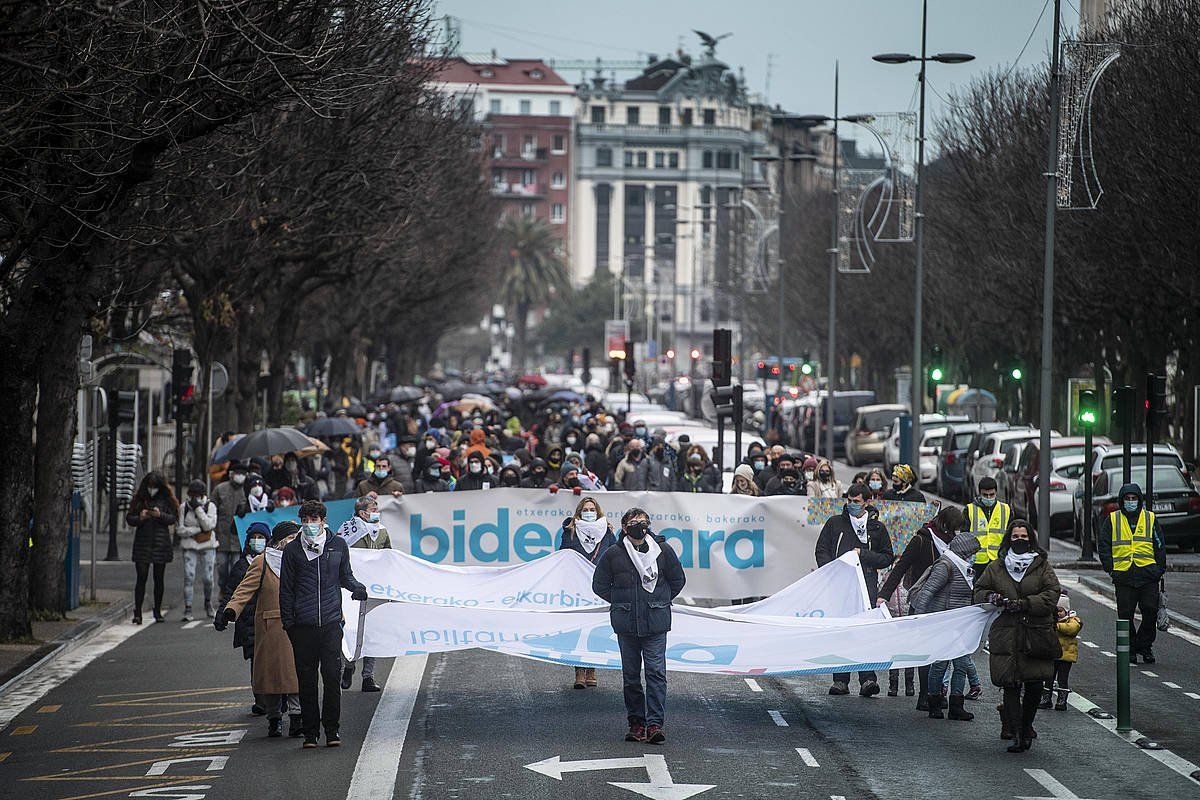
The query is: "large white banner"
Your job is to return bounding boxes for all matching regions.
[377,490,936,599]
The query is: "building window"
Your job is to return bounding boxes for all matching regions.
[596,184,611,270]
[551,203,565,223]
[552,134,565,153]
[702,150,713,169]
[636,151,647,168]
[551,171,565,188]
[549,100,561,115]
[668,152,679,169]
[457,97,474,118]
[658,106,671,125]
[596,147,612,167]
[522,203,535,217]
[481,68,495,78]
[717,150,732,169]
[519,99,532,115]
[624,150,634,168]
[627,106,640,125]
[733,152,741,169]
[591,106,606,124]
[522,135,535,157]
[530,68,544,79]
[489,98,501,114]
[703,108,716,126]
[492,134,505,157]
[681,108,693,126]
[654,151,665,169]
[520,169,535,186]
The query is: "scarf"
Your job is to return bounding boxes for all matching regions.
[943,550,973,586]
[1004,549,1037,583]
[247,491,270,512]
[574,518,608,554]
[264,548,283,576]
[338,516,379,547]
[303,531,327,561]
[622,536,661,594]
[850,513,868,544]
[931,531,950,557]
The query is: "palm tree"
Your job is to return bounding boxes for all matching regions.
[497,214,570,370]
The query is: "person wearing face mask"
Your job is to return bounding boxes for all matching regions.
[805,458,844,499]
[676,445,721,493]
[337,496,392,693]
[747,450,770,490]
[882,464,925,502]
[127,472,179,624]
[178,479,219,622]
[544,446,566,484]
[563,430,581,454]
[631,420,650,444]
[283,453,321,501]
[456,451,493,491]
[814,483,895,697]
[753,445,786,491]
[1097,483,1167,664]
[521,457,553,489]
[237,474,275,516]
[559,497,617,688]
[730,463,761,496]
[356,455,405,498]
[274,501,368,748]
[592,508,686,744]
[498,464,523,488]
[964,476,1011,571]
[217,521,304,738]
[413,457,452,493]
[584,433,611,487]
[215,463,251,591]
[392,435,418,494]
[413,432,442,479]
[974,520,1062,753]
[636,437,676,492]
[217,523,269,718]
[865,467,888,502]
[766,462,805,496]
[801,456,819,486]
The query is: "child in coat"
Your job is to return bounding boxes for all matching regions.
[1042,590,1082,710]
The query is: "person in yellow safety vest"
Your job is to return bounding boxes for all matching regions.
[964,476,1011,567]
[1096,483,1167,664]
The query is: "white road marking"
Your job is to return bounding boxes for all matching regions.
[1016,768,1083,800]
[1081,640,1099,648]
[345,654,428,800]
[1101,650,1116,658]
[767,710,788,727]
[1067,689,1200,786]
[528,755,652,779]
[1185,693,1200,700]
[831,796,847,800]
[681,596,696,606]
[1162,681,1181,689]
[528,754,716,799]
[1141,670,1158,677]
[744,678,763,692]
[795,748,819,767]
[182,620,203,630]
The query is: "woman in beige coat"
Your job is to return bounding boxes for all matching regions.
[219,520,302,738]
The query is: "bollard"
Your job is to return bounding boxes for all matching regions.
[1116,618,1131,732]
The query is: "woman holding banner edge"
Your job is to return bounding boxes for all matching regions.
[558,496,616,689]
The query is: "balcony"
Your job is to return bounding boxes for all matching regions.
[578,123,758,145]
[491,182,548,198]
[492,147,549,166]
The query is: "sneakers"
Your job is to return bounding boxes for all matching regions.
[859,680,881,698]
[181,607,193,623]
[966,684,983,701]
[289,715,304,737]
[361,677,381,693]
[326,732,341,747]
[645,726,666,745]
[250,703,266,716]
[303,737,319,749]
[828,682,850,696]
[341,665,354,690]
[625,724,647,742]
[268,719,284,738]
[204,603,216,619]
[1139,648,1156,664]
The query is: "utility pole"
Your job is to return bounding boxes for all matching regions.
[825,62,840,464]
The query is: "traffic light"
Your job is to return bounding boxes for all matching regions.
[171,348,195,421]
[801,352,814,376]
[756,360,767,379]
[1147,373,1167,421]
[927,344,944,399]
[1010,366,1023,381]
[1077,389,1098,429]
[1111,385,1133,430]
[623,339,635,381]
[581,347,592,386]
[710,384,736,419]
[712,329,732,387]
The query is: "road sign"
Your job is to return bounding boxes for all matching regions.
[525,754,714,800]
[203,361,229,399]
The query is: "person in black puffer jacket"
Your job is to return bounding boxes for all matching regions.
[592,508,686,746]
[126,472,179,625]
[277,500,367,748]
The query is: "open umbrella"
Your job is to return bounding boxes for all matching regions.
[304,417,361,438]
[294,436,332,458]
[546,389,584,404]
[209,434,246,465]
[455,395,495,413]
[389,385,423,403]
[222,427,315,463]
[518,373,547,387]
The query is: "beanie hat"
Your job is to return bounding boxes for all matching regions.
[734,464,755,483]
[1057,590,1071,613]
[270,520,300,545]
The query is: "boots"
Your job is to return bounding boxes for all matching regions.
[1038,687,1053,709]
[947,694,974,721]
[905,670,916,697]
[916,694,929,711]
[1020,688,1041,747]
[926,694,945,719]
[888,670,899,697]
[573,667,586,689]
[1005,701,1027,752]
[585,668,598,688]
[998,704,1013,740]
[1054,689,1069,711]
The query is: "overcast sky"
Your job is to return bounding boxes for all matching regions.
[434,0,1079,147]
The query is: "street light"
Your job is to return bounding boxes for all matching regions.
[873,0,974,469]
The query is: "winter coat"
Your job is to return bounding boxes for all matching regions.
[676,465,721,493]
[764,475,805,496]
[558,519,616,564]
[278,534,365,629]
[350,525,392,550]
[455,471,493,491]
[1096,489,1167,588]
[219,552,256,658]
[178,500,219,551]
[414,476,451,493]
[356,475,406,497]
[635,452,676,491]
[225,539,299,694]
[814,508,895,601]
[1056,614,1082,662]
[882,486,925,502]
[127,494,177,564]
[614,456,644,490]
[973,550,1062,686]
[392,457,416,494]
[212,480,246,553]
[910,533,980,614]
[592,535,686,636]
[584,446,610,485]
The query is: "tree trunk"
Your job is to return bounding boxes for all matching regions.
[31,323,83,615]
[512,301,529,372]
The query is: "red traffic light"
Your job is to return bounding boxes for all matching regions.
[181,385,195,403]
[787,363,796,371]
[770,366,780,375]
[757,360,765,369]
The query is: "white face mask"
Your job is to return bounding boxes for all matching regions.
[232,473,246,486]
[580,511,598,523]
[148,487,159,497]
[366,512,381,523]
[250,486,264,498]
[469,462,482,474]
[248,538,266,554]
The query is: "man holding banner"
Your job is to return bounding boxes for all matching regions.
[592,508,686,745]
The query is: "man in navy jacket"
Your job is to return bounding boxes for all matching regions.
[592,507,686,745]
[279,500,368,748]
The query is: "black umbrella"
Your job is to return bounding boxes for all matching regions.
[304,417,361,438]
[344,403,368,417]
[436,381,470,400]
[389,385,423,403]
[223,427,315,462]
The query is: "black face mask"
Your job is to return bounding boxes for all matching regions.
[533,469,546,479]
[625,521,649,540]
[782,479,798,489]
[565,475,580,488]
[502,475,520,487]
[1010,539,1031,555]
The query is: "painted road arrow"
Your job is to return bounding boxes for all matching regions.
[525,753,715,800]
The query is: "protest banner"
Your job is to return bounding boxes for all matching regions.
[233,497,357,547]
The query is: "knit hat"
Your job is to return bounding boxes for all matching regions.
[1057,590,1071,613]
[734,463,755,483]
[246,521,272,540]
[270,520,300,545]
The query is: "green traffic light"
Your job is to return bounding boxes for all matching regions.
[801,363,813,375]
[1011,367,1023,381]
[1079,410,1097,426]
[930,367,944,382]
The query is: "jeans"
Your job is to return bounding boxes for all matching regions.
[182,549,216,610]
[618,633,667,728]
[1115,582,1159,653]
[939,655,981,691]
[288,622,345,739]
[928,655,974,696]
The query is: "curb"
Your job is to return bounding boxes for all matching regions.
[0,595,135,697]
[1074,574,1200,637]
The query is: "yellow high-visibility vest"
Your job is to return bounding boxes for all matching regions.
[965,501,1010,564]
[1109,510,1157,571]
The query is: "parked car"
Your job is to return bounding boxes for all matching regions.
[936,421,1009,500]
[918,426,950,489]
[967,428,1047,502]
[1088,443,1190,484]
[1074,464,1200,550]
[844,404,908,466]
[786,390,877,455]
[1032,454,1089,536]
[1010,436,1112,522]
[882,413,968,474]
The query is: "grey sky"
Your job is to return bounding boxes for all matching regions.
[435,0,1078,146]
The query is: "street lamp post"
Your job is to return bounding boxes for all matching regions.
[751,152,784,434]
[874,0,973,469]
